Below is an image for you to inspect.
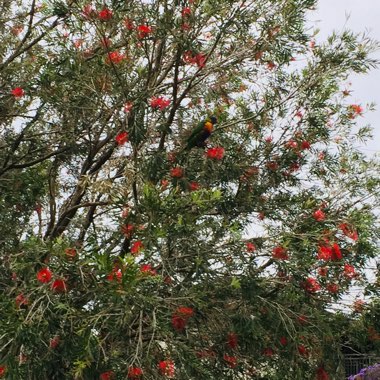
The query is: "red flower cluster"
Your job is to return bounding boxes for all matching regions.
[227,332,238,349]
[317,242,342,261]
[316,366,330,380]
[137,25,152,38]
[100,371,115,380]
[158,360,175,377]
[279,336,288,346]
[223,354,237,368]
[51,279,67,293]
[206,147,225,160]
[65,247,77,259]
[98,8,113,21]
[115,131,129,145]
[172,306,194,331]
[182,51,207,68]
[181,7,191,17]
[150,96,170,110]
[272,246,288,260]
[246,242,256,252]
[262,347,274,357]
[49,335,60,349]
[131,240,144,255]
[0,365,6,378]
[349,104,363,118]
[303,277,321,293]
[313,209,325,221]
[11,87,25,97]
[121,223,134,238]
[106,51,125,64]
[107,267,122,283]
[344,263,356,279]
[339,223,358,241]
[170,167,183,178]
[37,267,52,283]
[326,283,339,294]
[140,264,157,276]
[298,344,309,357]
[189,181,200,191]
[15,293,28,308]
[128,367,143,379]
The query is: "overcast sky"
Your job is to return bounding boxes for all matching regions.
[312,0,380,156]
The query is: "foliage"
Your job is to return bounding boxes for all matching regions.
[0,0,379,379]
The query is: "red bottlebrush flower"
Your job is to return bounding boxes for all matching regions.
[181,7,191,17]
[189,181,200,191]
[182,50,197,64]
[318,245,332,261]
[318,267,328,277]
[300,140,311,150]
[195,53,207,68]
[295,110,303,118]
[171,315,186,331]
[140,264,157,276]
[121,224,134,238]
[51,279,67,293]
[313,209,325,221]
[285,139,298,149]
[15,293,28,307]
[124,102,133,113]
[127,367,143,379]
[316,366,330,380]
[0,365,6,378]
[331,243,342,260]
[349,104,363,117]
[131,240,144,255]
[267,61,276,70]
[298,344,309,357]
[326,283,339,293]
[37,267,52,283]
[65,247,77,259]
[161,179,169,190]
[98,8,113,21]
[206,146,225,160]
[344,263,356,279]
[11,87,25,97]
[262,347,274,357]
[115,131,129,145]
[339,223,358,241]
[137,25,152,38]
[303,277,321,293]
[124,18,134,30]
[107,268,122,282]
[227,332,238,349]
[272,246,288,260]
[223,354,237,368]
[158,360,175,377]
[279,336,288,346]
[266,161,278,171]
[246,242,256,253]
[176,306,194,318]
[49,335,60,349]
[82,4,94,18]
[150,96,170,110]
[170,167,183,178]
[100,371,115,380]
[106,51,125,64]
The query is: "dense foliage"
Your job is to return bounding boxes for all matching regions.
[0,0,379,379]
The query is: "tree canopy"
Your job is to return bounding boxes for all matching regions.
[0,0,379,379]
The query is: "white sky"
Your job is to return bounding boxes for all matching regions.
[313,0,380,156]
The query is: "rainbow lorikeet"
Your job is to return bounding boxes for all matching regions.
[185,116,217,150]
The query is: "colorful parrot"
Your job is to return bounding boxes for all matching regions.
[185,116,217,150]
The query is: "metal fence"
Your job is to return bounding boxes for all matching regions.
[344,354,380,378]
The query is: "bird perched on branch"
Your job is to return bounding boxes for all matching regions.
[185,116,217,150]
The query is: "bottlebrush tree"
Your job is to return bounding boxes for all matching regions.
[0,0,379,379]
